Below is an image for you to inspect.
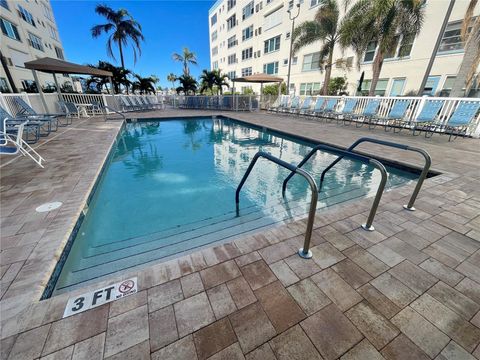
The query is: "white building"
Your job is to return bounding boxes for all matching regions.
[0,0,70,93]
[208,0,480,97]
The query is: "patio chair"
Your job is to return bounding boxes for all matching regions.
[118,96,134,112]
[270,95,289,113]
[297,97,313,116]
[337,98,358,124]
[353,98,381,128]
[0,119,45,167]
[58,101,79,124]
[0,105,42,143]
[442,101,480,141]
[13,97,60,133]
[145,96,163,110]
[382,99,412,132]
[267,96,281,112]
[412,100,444,137]
[285,96,301,114]
[312,98,337,120]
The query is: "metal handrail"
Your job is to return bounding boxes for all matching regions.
[236,151,318,259]
[102,105,126,122]
[318,138,431,211]
[282,144,388,232]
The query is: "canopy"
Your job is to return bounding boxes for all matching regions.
[232,73,283,83]
[24,57,113,77]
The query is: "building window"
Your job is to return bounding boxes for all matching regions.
[263,61,279,74]
[227,14,237,30]
[283,58,288,66]
[211,30,217,41]
[438,21,466,53]
[302,52,321,71]
[389,78,406,96]
[18,5,36,27]
[242,25,253,41]
[360,78,389,96]
[21,79,37,93]
[264,7,282,30]
[54,46,64,60]
[241,67,252,76]
[255,2,262,12]
[42,2,53,20]
[228,53,237,64]
[228,35,237,48]
[439,76,456,96]
[212,61,219,69]
[384,35,414,59]
[242,1,254,20]
[48,24,57,40]
[264,35,280,54]
[299,82,321,95]
[227,71,236,79]
[242,47,253,60]
[211,13,217,26]
[0,77,10,92]
[28,33,44,51]
[292,56,298,65]
[227,0,236,11]
[363,41,377,62]
[310,0,319,6]
[1,0,9,10]
[212,46,218,56]
[0,18,21,41]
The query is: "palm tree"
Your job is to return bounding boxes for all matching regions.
[88,61,131,93]
[450,0,480,97]
[340,0,425,96]
[213,70,229,95]
[293,0,342,95]
[176,74,198,95]
[132,74,157,94]
[199,69,217,94]
[167,73,177,89]
[172,47,198,76]
[91,4,144,70]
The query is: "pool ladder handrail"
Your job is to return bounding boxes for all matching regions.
[282,137,431,228]
[235,151,319,259]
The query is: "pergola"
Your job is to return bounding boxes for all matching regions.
[232,73,284,101]
[24,57,113,112]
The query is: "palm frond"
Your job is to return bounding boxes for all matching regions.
[462,0,478,40]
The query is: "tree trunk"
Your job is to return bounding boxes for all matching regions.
[118,40,129,94]
[369,51,384,96]
[322,49,334,95]
[450,35,477,97]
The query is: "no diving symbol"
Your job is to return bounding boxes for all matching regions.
[119,280,135,294]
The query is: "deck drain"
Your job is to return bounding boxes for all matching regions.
[36,202,63,213]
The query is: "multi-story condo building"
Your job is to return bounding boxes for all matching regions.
[208,0,479,97]
[0,0,70,93]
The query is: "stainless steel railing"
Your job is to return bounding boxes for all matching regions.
[282,144,388,232]
[318,138,431,211]
[235,151,318,259]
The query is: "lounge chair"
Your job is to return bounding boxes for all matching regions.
[285,96,300,114]
[442,100,480,141]
[0,106,42,143]
[338,98,358,124]
[58,101,79,124]
[297,97,313,116]
[382,99,412,132]
[412,100,444,137]
[13,97,60,133]
[145,96,163,110]
[354,98,381,128]
[0,118,45,167]
[313,98,338,120]
[270,95,289,113]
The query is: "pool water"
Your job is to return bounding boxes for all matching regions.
[52,117,416,294]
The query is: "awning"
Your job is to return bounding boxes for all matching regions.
[232,73,283,83]
[24,57,113,77]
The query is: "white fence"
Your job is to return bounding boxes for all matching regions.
[1,92,479,137]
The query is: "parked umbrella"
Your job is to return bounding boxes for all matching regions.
[356,71,365,95]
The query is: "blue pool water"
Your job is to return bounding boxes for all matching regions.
[53,117,417,294]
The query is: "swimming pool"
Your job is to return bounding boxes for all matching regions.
[50,116,417,295]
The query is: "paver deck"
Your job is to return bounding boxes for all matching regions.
[1,109,480,359]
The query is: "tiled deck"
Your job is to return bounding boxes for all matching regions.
[1,110,480,359]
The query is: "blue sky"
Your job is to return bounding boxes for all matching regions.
[52,0,214,88]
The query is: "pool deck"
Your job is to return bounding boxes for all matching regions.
[1,109,480,359]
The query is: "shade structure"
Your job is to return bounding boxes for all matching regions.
[24,57,113,77]
[23,57,114,113]
[232,73,283,83]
